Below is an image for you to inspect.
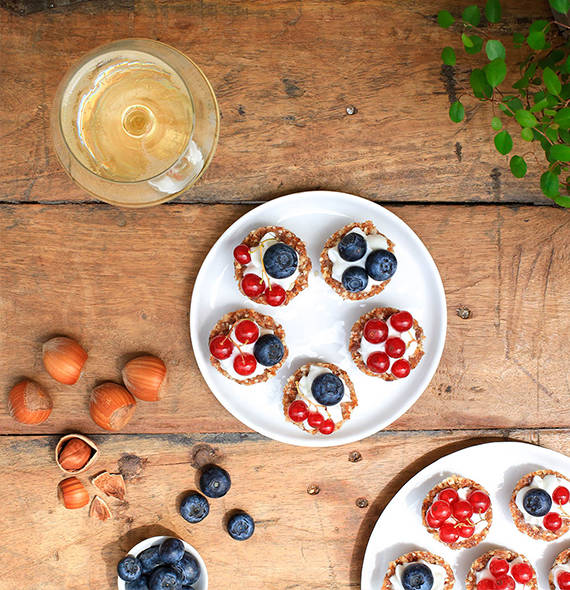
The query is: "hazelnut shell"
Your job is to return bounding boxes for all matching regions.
[55,433,99,474]
[89,382,136,431]
[122,355,167,402]
[8,380,53,425]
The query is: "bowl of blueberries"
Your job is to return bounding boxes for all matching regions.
[117,536,207,590]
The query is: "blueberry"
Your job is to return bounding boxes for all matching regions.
[118,555,143,582]
[523,488,552,516]
[263,243,298,279]
[227,512,255,541]
[180,492,210,523]
[126,579,149,590]
[199,465,231,498]
[139,546,164,574]
[253,334,284,367]
[173,552,201,585]
[149,566,182,590]
[338,232,367,262]
[401,563,434,590]
[311,373,344,406]
[158,538,184,565]
[365,249,397,281]
[341,266,368,292]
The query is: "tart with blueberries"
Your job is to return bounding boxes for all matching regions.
[381,550,454,590]
[282,362,357,436]
[350,307,424,381]
[549,548,570,590]
[233,226,311,306]
[510,469,570,541]
[422,475,492,549]
[320,221,396,300]
[208,309,288,385]
[466,549,537,590]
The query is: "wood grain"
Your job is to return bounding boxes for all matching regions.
[0,0,554,205]
[0,203,568,435]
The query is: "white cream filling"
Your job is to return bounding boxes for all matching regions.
[296,365,350,424]
[243,232,300,290]
[515,474,569,527]
[429,487,489,536]
[389,560,447,590]
[476,557,526,589]
[552,563,570,590]
[328,227,389,293]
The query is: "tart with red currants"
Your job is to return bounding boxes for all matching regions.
[422,475,492,550]
[466,549,537,590]
[349,307,425,381]
[550,548,570,590]
[381,550,455,590]
[233,226,311,306]
[208,309,288,385]
[320,221,396,301]
[282,362,357,436]
[510,469,570,541]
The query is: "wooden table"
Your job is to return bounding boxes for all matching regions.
[0,1,568,588]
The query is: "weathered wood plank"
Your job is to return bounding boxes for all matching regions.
[0,0,554,205]
[0,203,568,435]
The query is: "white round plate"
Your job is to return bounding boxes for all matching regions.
[361,441,570,590]
[117,536,208,589]
[190,191,446,447]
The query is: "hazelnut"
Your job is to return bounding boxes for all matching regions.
[55,434,98,474]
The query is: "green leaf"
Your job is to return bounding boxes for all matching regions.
[485,40,505,61]
[544,67,562,96]
[515,109,539,128]
[494,130,513,155]
[470,69,493,98]
[549,0,570,14]
[550,143,570,162]
[555,108,570,129]
[513,32,525,46]
[465,35,484,55]
[560,128,570,144]
[462,33,474,48]
[437,10,455,28]
[449,101,465,123]
[491,116,502,130]
[530,20,550,33]
[484,58,507,87]
[541,170,560,198]
[553,194,570,207]
[462,5,481,26]
[510,156,527,178]
[521,128,534,141]
[527,31,546,51]
[441,47,456,66]
[530,98,549,113]
[546,127,559,143]
[485,0,501,23]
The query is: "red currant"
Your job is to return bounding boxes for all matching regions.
[385,337,406,358]
[319,419,335,435]
[452,499,473,521]
[363,319,388,343]
[553,486,570,505]
[265,284,286,306]
[233,244,251,264]
[439,488,459,504]
[558,572,570,590]
[511,563,533,584]
[209,335,233,359]
[233,353,256,376]
[439,522,459,543]
[426,509,443,528]
[288,400,309,422]
[392,359,411,378]
[543,511,562,531]
[366,351,390,374]
[489,559,509,577]
[477,580,496,590]
[494,576,515,590]
[390,311,413,332]
[430,500,452,520]
[468,490,491,514]
[307,412,324,428]
[457,521,475,538]
[241,273,266,297]
[234,320,259,344]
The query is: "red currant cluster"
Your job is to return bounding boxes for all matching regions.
[287,399,335,435]
[363,311,414,378]
[426,487,490,544]
[209,320,260,376]
[557,569,570,590]
[476,558,534,590]
[542,485,569,532]
[234,243,287,306]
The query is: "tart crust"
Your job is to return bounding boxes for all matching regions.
[381,550,454,590]
[320,221,395,301]
[208,309,288,385]
[549,548,570,590]
[421,475,493,550]
[234,225,311,305]
[466,549,537,590]
[282,362,357,434]
[349,307,425,381]
[510,469,570,541]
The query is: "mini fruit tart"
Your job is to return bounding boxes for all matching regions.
[381,550,454,590]
[422,475,492,550]
[208,309,288,385]
[350,307,424,380]
[320,221,396,300]
[510,469,570,541]
[466,549,537,590]
[550,548,570,590]
[282,362,357,436]
[233,226,311,306]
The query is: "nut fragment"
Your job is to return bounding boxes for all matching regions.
[89,495,112,521]
[92,471,126,501]
[307,483,320,495]
[355,497,369,508]
[348,450,362,463]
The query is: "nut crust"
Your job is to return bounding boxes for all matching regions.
[466,549,537,590]
[550,548,570,590]
[381,550,454,590]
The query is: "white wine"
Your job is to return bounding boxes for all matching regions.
[60,50,194,182]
